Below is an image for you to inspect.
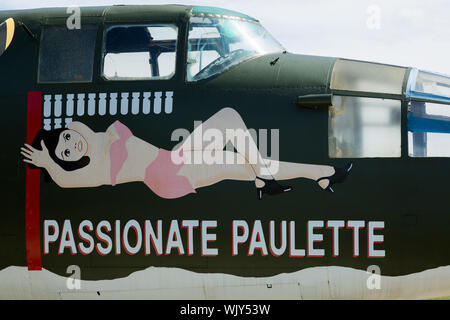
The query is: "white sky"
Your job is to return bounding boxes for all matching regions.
[1,0,449,75]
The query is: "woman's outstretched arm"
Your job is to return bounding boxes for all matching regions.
[21,141,103,188]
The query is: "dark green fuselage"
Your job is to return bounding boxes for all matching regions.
[0,5,448,281]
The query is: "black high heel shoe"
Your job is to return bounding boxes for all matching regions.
[256,177,293,200]
[316,163,353,193]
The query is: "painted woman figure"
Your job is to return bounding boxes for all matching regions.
[21,107,352,200]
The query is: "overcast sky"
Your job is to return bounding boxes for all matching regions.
[1,0,449,75]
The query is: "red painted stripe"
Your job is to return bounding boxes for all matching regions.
[25,91,42,270]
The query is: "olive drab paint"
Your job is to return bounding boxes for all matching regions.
[0,4,449,299]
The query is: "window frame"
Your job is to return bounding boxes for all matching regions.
[328,95,403,159]
[327,62,413,159]
[327,65,450,160]
[184,15,285,84]
[100,23,181,82]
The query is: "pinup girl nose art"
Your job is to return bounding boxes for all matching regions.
[21,107,352,200]
[54,130,88,162]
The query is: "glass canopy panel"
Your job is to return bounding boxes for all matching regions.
[187,16,284,82]
[329,96,401,158]
[330,59,406,95]
[410,70,450,100]
[192,6,259,22]
[103,24,178,81]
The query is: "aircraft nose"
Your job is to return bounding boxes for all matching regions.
[267,53,335,90]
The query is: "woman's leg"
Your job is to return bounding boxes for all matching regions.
[179,151,335,190]
[178,151,257,189]
[264,159,334,189]
[179,107,335,189]
[180,107,278,178]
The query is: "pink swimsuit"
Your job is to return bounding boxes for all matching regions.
[109,121,196,199]
[109,121,132,187]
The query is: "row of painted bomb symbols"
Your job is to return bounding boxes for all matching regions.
[43,92,174,129]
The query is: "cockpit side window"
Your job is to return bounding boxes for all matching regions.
[38,25,98,83]
[187,16,283,82]
[187,26,221,81]
[328,96,401,158]
[102,24,178,81]
[328,59,404,158]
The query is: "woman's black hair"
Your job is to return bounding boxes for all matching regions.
[29,128,90,182]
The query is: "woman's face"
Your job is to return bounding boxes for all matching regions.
[55,129,88,161]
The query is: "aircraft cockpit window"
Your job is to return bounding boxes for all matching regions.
[102,24,178,81]
[187,16,284,82]
[329,96,401,158]
[38,25,98,83]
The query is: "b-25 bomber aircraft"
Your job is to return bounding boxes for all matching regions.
[0,4,449,299]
